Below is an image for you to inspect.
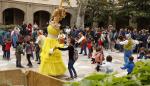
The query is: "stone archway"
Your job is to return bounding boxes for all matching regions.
[60,12,72,28]
[34,10,51,29]
[3,8,24,25]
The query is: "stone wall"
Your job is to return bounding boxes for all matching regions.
[0,0,78,27]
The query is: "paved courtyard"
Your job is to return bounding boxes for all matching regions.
[0,46,138,81]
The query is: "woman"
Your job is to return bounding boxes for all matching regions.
[39,7,67,76]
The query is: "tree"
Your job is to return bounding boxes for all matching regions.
[119,0,150,28]
[84,0,109,27]
[75,0,89,28]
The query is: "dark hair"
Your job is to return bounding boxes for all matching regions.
[106,55,112,62]
[129,56,134,61]
[16,42,22,46]
[27,41,30,44]
[96,46,102,52]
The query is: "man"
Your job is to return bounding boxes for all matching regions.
[77,32,87,55]
[119,34,139,65]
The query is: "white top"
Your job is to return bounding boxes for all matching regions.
[119,40,139,45]
[58,34,66,39]
[65,29,71,34]
[101,62,114,73]
[35,35,46,48]
[77,36,85,43]
[147,36,150,43]
[119,39,139,49]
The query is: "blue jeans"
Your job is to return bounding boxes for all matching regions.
[124,50,132,65]
[68,60,77,78]
[80,43,87,55]
[5,50,10,59]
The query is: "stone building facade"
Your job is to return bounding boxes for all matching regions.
[0,0,78,28]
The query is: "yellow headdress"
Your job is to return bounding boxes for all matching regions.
[51,0,67,22]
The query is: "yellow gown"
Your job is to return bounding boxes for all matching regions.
[39,25,66,76]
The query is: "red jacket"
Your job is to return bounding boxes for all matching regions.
[87,42,92,49]
[5,41,11,51]
[98,40,103,46]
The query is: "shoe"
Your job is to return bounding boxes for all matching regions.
[29,65,33,68]
[79,53,82,54]
[18,65,24,68]
[7,58,11,61]
[84,54,87,56]
[65,77,74,80]
[91,62,96,64]
[27,64,30,66]
[74,75,77,78]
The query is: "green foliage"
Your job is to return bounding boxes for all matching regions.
[0,25,16,30]
[119,0,150,17]
[65,60,150,86]
[131,60,150,85]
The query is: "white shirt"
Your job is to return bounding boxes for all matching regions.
[147,36,150,43]
[119,39,139,48]
[36,35,46,48]
[65,28,71,34]
[77,36,85,43]
[101,62,114,73]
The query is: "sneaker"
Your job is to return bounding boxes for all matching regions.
[18,65,24,68]
[91,62,96,64]
[7,58,11,61]
[29,65,33,68]
[74,75,77,78]
[84,54,87,56]
[65,77,74,80]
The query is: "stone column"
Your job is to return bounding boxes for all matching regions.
[0,1,3,24]
[25,3,33,25]
[129,16,137,28]
[76,6,84,28]
[70,13,77,27]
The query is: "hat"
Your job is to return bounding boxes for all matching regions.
[126,34,131,39]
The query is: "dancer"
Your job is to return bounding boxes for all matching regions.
[119,34,139,65]
[56,37,77,80]
[39,7,67,76]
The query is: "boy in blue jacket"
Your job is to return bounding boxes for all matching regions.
[121,56,135,74]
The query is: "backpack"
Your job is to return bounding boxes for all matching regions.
[73,47,78,61]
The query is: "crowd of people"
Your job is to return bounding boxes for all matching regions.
[0,23,150,79]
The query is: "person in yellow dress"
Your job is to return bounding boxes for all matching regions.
[39,7,67,76]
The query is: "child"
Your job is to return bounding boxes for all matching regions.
[137,47,145,59]
[93,46,104,71]
[2,40,6,59]
[5,39,11,60]
[56,37,77,80]
[121,56,135,74]
[25,41,33,67]
[30,40,35,60]
[101,55,113,73]
[15,42,24,68]
[35,43,40,64]
[87,38,93,58]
